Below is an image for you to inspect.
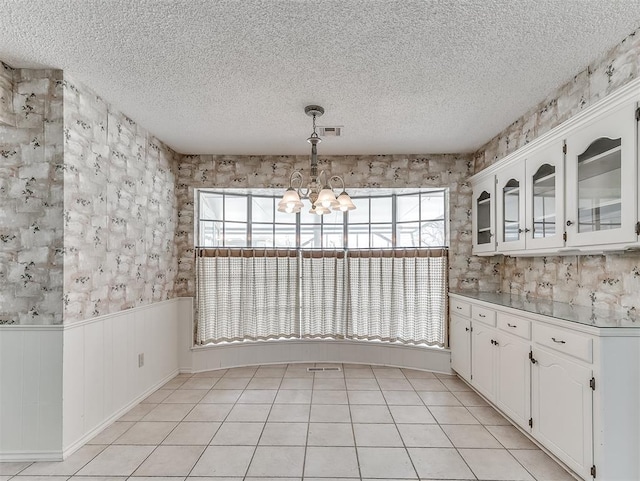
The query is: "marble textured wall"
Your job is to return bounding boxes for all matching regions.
[173,154,502,299]
[62,75,178,323]
[475,28,640,172]
[0,66,64,325]
[473,27,640,311]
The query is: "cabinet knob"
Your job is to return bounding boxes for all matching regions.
[551,337,566,344]
[494,340,499,346]
[465,327,470,332]
[507,323,517,328]
[478,313,486,318]
[456,306,462,310]
[524,228,531,233]
[566,220,574,226]
[518,228,524,233]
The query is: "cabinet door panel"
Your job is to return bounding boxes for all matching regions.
[472,177,496,254]
[471,323,496,401]
[565,102,637,246]
[496,162,526,252]
[496,333,530,429]
[525,142,565,250]
[532,347,593,479]
[450,314,471,382]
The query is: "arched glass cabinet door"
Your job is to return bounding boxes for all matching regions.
[576,137,621,233]
[564,101,637,247]
[472,176,496,254]
[532,164,556,239]
[503,178,521,243]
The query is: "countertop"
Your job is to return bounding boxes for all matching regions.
[449,291,640,328]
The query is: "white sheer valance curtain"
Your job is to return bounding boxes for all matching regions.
[195,248,448,347]
[347,249,448,346]
[195,248,299,344]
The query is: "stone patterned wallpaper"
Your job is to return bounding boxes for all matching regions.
[173,154,502,299]
[0,66,64,325]
[62,75,178,323]
[473,27,640,312]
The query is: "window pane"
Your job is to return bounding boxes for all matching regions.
[252,196,274,223]
[422,220,445,246]
[323,209,345,225]
[397,222,420,247]
[421,191,445,220]
[300,223,322,248]
[347,223,370,248]
[397,195,420,222]
[200,193,223,220]
[224,222,247,246]
[274,224,297,247]
[200,220,222,247]
[323,224,344,249]
[371,223,393,247]
[252,223,273,248]
[225,195,247,222]
[370,197,392,223]
[347,198,369,224]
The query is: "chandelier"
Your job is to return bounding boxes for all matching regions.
[277,105,356,215]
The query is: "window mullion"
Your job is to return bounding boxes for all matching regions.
[247,194,252,247]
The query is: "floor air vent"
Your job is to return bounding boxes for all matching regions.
[307,366,342,372]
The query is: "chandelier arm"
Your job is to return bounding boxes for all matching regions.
[289,170,304,190]
[328,175,346,192]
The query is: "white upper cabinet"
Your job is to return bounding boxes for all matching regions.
[493,141,565,253]
[564,101,638,247]
[472,82,640,256]
[525,142,566,250]
[472,176,496,254]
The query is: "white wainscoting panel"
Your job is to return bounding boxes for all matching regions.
[0,326,63,461]
[62,299,182,456]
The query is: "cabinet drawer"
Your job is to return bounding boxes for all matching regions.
[472,305,496,326]
[497,312,531,340]
[450,298,471,318]
[533,323,593,364]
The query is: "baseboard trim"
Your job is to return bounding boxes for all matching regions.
[0,450,63,462]
[61,368,180,459]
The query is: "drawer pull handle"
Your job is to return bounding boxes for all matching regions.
[456,306,462,310]
[491,339,499,346]
[479,313,486,318]
[465,327,470,332]
[507,323,517,328]
[551,337,566,344]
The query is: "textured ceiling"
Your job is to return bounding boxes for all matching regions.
[2,1,640,155]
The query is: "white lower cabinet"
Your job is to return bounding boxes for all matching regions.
[449,314,471,381]
[531,347,593,480]
[495,332,531,430]
[470,322,496,400]
[449,293,640,481]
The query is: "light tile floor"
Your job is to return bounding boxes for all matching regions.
[1,363,577,481]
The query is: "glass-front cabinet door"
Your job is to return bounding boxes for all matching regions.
[525,142,565,250]
[565,102,637,247]
[472,176,496,254]
[497,163,526,251]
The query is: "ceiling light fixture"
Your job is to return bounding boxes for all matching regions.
[277,105,356,215]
